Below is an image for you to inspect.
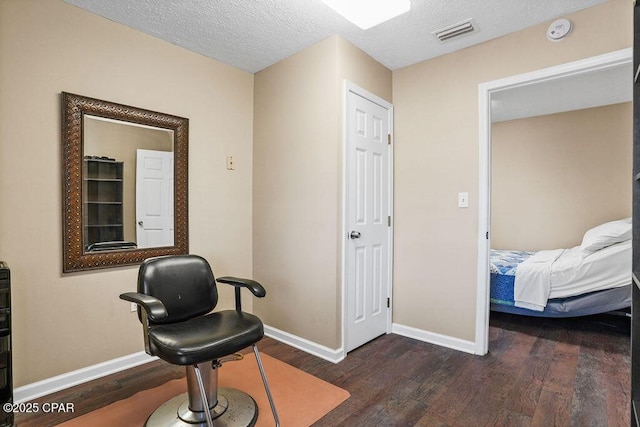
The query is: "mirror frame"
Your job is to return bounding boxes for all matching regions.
[61,92,189,272]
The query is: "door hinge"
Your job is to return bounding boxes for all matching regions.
[387,134,391,145]
[387,297,390,308]
[486,231,489,239]
[388,216,391,226]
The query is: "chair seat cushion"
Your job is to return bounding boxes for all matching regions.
[148,310,264,365]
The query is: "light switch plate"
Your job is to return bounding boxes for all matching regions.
[458,192,469,208]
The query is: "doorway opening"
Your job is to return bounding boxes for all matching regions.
[475,48,632,355]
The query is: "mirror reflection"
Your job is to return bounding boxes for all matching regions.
[83,116,174,252]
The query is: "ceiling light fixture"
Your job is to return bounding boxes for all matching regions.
[320,0,411,30]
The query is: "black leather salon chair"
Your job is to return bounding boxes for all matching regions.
[120,254,279,427]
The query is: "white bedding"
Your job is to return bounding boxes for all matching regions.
[514,239,631,311]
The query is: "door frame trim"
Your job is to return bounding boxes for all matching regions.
[341,81,394,355]
[475,48,632,355]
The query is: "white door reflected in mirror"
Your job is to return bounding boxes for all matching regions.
[136,149,175,248]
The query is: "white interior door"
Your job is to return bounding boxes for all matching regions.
[345,85,392,352]
[136,149,174,248]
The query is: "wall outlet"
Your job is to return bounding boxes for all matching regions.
[130,302,137,312]
[226,156,235,170]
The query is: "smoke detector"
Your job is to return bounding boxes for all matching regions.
[433,19,478,43]
[547,19,572,41]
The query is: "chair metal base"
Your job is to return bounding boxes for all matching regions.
[145,387,258,427]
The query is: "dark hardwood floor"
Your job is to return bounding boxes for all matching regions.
[15,311,630,426]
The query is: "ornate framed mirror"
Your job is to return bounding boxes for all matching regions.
[62,92,188,272]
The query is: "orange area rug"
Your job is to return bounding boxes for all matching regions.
[57,353,349,427]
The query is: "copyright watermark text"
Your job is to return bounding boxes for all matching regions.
[3,402,75,414]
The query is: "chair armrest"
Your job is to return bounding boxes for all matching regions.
[217,276,266,312]
[217,276,266,298]
[119,292,168,322]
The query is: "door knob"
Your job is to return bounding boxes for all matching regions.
[138,221,144,226]
[350,231,361,239]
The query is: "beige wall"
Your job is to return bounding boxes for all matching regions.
[392,0,631,341]
[492,103,632,251]
[253,35,391,349]
[0,0,254,386]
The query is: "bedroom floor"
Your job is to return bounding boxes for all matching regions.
[16,312,630,426]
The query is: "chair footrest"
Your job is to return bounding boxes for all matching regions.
[215,353,244,367]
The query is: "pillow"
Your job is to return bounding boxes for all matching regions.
[580,217,632,255]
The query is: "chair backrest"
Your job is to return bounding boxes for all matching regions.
[138,255,218,324]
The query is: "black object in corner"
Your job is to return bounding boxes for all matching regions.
[0,262,12,427]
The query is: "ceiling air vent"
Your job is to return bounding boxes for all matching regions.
[433,19,477,43]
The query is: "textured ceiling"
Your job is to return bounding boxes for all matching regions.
[62,0,627,121]
[62,0,607,74]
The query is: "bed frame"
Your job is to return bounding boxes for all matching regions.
[490,284,631,318]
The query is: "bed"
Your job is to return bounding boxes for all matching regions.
[490,218,632,317]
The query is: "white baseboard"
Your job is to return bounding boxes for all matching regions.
[263,325,345,364]
[15,351,157,404]
[392,323,477,354]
